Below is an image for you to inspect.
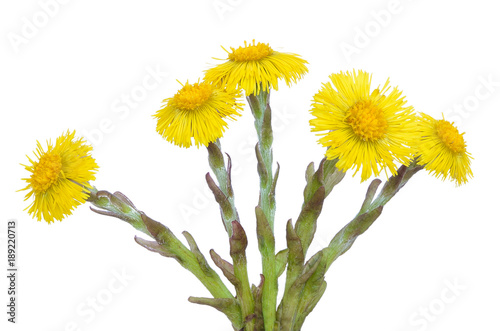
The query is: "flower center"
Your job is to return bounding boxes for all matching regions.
[31,153,62,192]
[228,40,273,62]
[346,99,388,141]
[436,119,466,153]
[172,83,212,111]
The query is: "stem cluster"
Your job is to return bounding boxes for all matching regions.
[87,90,424,330]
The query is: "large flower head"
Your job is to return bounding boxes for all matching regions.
[154,80,243,148]
[21,131,98,223]
[416,113,473,185]
[204,40,308,95]
[310,70,418,181]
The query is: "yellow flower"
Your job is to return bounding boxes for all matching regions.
[154,81,243,148]
[416,113,473,185]
[204,40,308,95]
[21,131,98,223]
[310,70,417,181]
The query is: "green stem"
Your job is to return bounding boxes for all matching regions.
[207,140,239,236]
[293,163,423,330]
[247,91,275,229]
[87,188,151,236]
[230,221,255,331]
[87,188,243,329]
[247,90,277,331]
[141,214,243,329]
[278,158,344,329]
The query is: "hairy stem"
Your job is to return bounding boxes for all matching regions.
[247,90,278,331]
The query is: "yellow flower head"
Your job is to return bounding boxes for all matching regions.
[204,40,308,95]
[154,80,243,148]
[310,70,417,181]
[416,113,473,185]
[21,131,98,223]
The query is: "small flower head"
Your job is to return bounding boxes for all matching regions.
[416,113,473,185]
[21,131,98,223]
[204,40,308,95]
[154,80,243,148]
[310,70,418,181]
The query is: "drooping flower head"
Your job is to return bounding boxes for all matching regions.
[154,80,243,148]
[204,40,308,95]
[21,131,98,223]
[310,70,418,181]
[416,113,473,185]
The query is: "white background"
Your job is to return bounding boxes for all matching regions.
[1,0,499,330]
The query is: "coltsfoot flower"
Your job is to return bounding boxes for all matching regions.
[204,40,308,95]
[416,113,473,185]
[310,70,418,181]
[154,81,243,148]
[21,131,98,223]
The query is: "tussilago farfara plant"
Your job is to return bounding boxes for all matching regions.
[21,40,472,331]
